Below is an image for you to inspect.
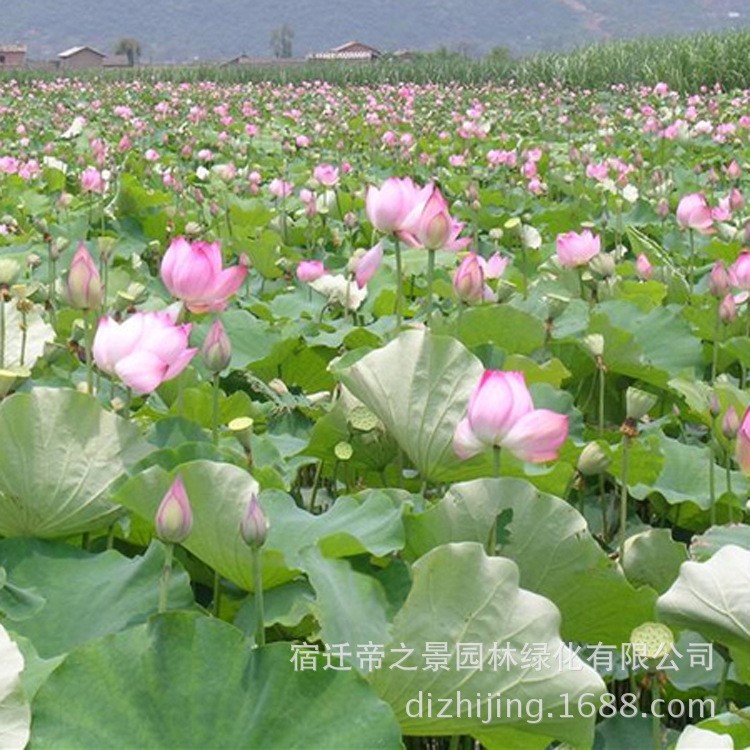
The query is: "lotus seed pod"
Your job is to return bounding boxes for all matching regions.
[577,442,611,476]
[334,441,353,461]
[240,493,268,549]
[629,622,674,661]
[228,417,254,452]
[626,387,658,421]
[348,406,380,432]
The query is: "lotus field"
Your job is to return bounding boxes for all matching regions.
[2,76,750,749]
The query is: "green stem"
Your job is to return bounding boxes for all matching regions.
[716,653,731,712]
[619,435,631,563]
[487,447,502,556]
[0,292,5,369]
[48,246,57,326]
[211,373,220,445]
[252,546,266,647]
[309,461,324,513]
[448,736,460,750]
[124,386,132,418]
[709,439,717,526]
[212,570,222,617]
[712,306,721,384]
[688,229,695,298]
[522,249,529,300]
[158,542,174,614]
[106,523,116,550]
[426,248,436,323]
[20,309,27,367]
[651,673,661,750]
[598,364,606,435]
[394,236,403,330]
[84,310,95,395]
[600,474,609,543]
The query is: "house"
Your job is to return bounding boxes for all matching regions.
[58,46,106,69]
[308,41,382,61]
[0,45,27,68]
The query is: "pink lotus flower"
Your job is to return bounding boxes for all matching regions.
[729,250,750,291]
[453,371,569,463]
[351,243,383,289]
[155,476,193,544]
[556,230,601,268]
[93,310,197,394]
[313,164,339,187]
[709,260,730,297]
[296,260,326,283]
[81,167,104,194]
[365,177,432,234]
[400,185,470,252]
[479,252,509,280]
[676,193,714,234]
[736,406,750,474]
[160,237,248,313]
[635,254,653,280]
[269,178,293,198]
[720,293,738,323]
[66,243,103,309]
[453,253,488,304]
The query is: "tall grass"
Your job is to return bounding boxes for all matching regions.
[5,29,750,90]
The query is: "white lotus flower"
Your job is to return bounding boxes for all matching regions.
[0,624,31,750]
[675,725,733,749]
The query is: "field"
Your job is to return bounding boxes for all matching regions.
[0,44,750,750]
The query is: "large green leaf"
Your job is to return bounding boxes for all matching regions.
[622,529,689,594]
[0,539,193,658]
[405,478,656,645]
[0,388,152,537]
[657,545,750,655]
[29,613,401,749]
[331,329,484,482]
[370,542,605,748]
[113,462,405,591]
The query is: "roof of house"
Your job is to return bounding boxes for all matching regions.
[58,46,106,59]
[0,44,27,53]
[331,41,381,54]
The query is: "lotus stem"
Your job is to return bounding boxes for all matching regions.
[394,236,404,329]
[426,248,436,322]
[716,651,731,712]
[252,546,266,647]
[158,542,174,614]
[619,435,631,563]
[212,570,222,617]
[19,307,27,367]
[487,447,502,556]
[84,310,95,395]
[650,673,661,750]
[598,362,606,435]
[0,292,5,369]
[688,229,695,298]
[211,373,220,445]
[709,439,717,526]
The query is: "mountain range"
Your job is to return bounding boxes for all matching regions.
[2,0,747,63]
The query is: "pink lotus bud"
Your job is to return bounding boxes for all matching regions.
[676,193,714,234]
[635,253,653,280]
[656,198,670,219]
[708,393,721,418]
[296,260,326,283]
[201,319,231,373]
[735,406,750,473]
[400,185,469,252]
[723,405,740,440]
[730,188,745,212]
[67,243,103,309]
[160,237,248,313]
[80,166,104,194]
[269,178,293,198]
[555,229,601,268]
[453,370,569,463]
[240,493,269,548]
[726,160,742,180]
[453,253,486,304]
[155,476,193,544]
[351,242,383,289]
[719,293,737,323]
[709,261,730,297]
[729,250,750,290]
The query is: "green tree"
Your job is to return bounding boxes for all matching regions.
[270,24,294,59]
[115,37,142,67]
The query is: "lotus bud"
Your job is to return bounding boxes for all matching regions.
[268,378,289,396]
[240,493,268,549]
[719,293,737,323]
[626,387,658,421]
[201,319,231,373]
[155,476,193,544]
[722,406,740,440]
[583,333,605,358]
[635,254,653,280]
[229,416,254,452]
[66,243,103,309]
[709,261,730,297]
[488,228,503,241]
[184,221,202,237]
[26,253,42,270]
[0,259,21,286]
[546,293,570,320]
[577,441,611,476]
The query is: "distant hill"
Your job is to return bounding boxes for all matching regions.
[2,0,747,63]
